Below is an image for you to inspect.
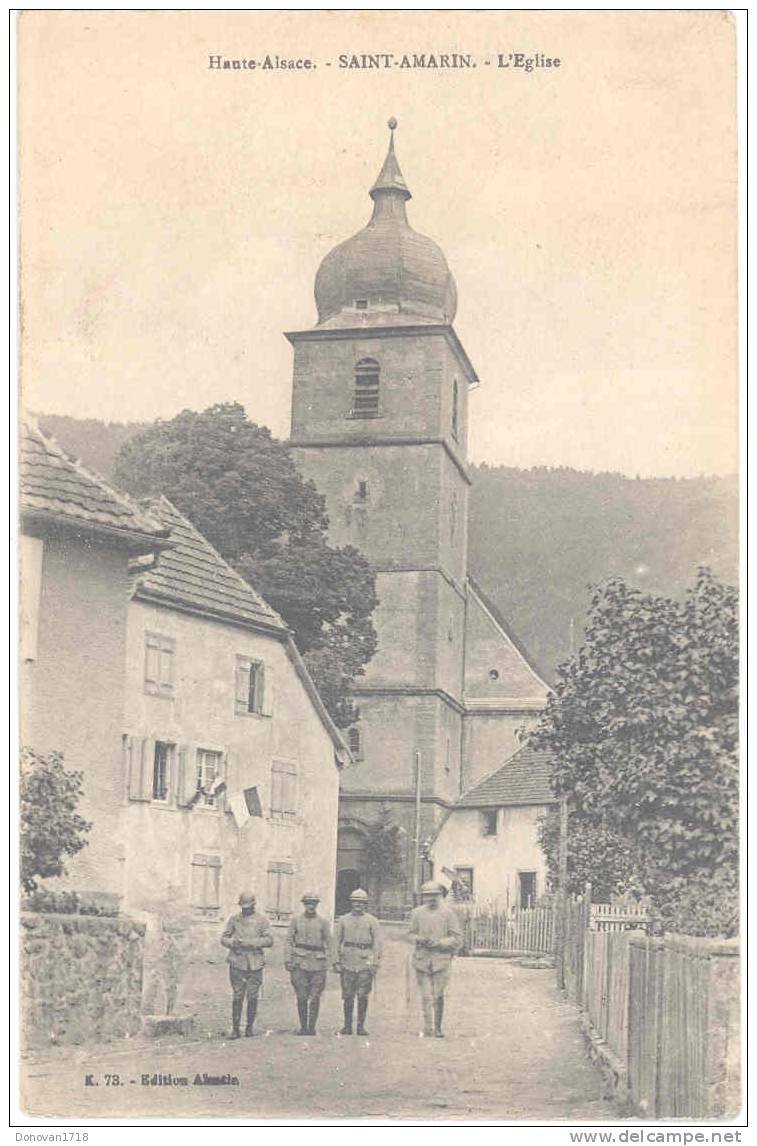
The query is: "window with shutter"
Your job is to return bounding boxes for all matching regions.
[191,854,222,912]
[144,632,175,697]
[270,760,297,817]
[266,861,294,920]
[152,741,172,801]
[196,749,223,808]
[235,656,264,715]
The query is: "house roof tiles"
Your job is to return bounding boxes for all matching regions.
[132,497,286,634]
[20,420,168,543]
[457,744,556,808]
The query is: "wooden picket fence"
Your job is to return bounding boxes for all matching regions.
[460,902,554,955]
[559,887,740,1119]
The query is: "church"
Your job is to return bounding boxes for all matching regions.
[286,121,550,914]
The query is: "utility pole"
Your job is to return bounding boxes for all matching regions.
[413,750,422,904]
[556,793,569,990]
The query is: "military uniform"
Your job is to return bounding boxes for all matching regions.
[220,904,273,1037]
[409,885,462,1037]
[286,901,331,1034]
[333,897,382,1034]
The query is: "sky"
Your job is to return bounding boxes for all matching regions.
[19,10,737,477]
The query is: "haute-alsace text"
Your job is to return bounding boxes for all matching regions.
[207,52,562,73]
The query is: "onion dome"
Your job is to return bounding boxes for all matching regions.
[314,119,457,328]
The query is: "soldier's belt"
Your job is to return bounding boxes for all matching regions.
[343,941,373,949]
[295,942,325,951]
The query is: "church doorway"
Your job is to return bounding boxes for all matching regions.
[335,868,364,917]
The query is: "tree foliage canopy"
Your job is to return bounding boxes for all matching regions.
[113,403,378,727]
[20,748,92,892]
[532,569,739,935]
[362,806,405,909]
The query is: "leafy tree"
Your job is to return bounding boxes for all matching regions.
[537,808,644,902]
[362,805,405,914]
[112,403,378,726]
[20,748,92,891]
[531,568,738,936]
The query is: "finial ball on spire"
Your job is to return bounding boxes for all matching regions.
[388,116,398,131]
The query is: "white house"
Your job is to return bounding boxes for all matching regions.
[431,744,556,908]
[121,497,349,931]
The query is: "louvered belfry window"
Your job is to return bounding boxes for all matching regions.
[353,358,380,416]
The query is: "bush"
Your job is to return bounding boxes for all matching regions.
[21,888,119,917]
[20,747,92,891]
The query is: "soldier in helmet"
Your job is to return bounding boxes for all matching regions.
[220,891,274,1038]
[332,888,383,1036]
[409,880,462,1038]
[285,892,331,1036]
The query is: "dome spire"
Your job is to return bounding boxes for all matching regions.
[370,117,412,202]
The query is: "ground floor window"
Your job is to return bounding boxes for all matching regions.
[454,866,474,899]
[191,854,221,911]
[267,861,294,920]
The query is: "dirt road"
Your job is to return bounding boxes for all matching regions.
[21,925,618,1120]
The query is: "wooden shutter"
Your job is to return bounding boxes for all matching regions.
[175,745,196,807]
[261,664,274,717]
[235,659,250,714]
[216,751,228,812]
[127,736,152,802]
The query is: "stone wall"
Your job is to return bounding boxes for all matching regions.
[21,912,145,1048]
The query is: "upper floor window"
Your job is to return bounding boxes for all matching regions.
[348,726,361,758]
[144,632,175,698]
[481,808,498,837]
[451,378,459,440]
[196,748,223,808]
[20,535,44,662]
[355,479,369,502]
[355,298,368,310]
[235,656,265,716]
[353,358,380,417]
[152,741,173,802]
[271,759,297,817]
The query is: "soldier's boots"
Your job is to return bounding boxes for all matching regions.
[306,996,320,1036]
[245,998,258,1037]
[296,997,309,1035]
[356,995,369,1036]
[341,995,354,1035]
[433,996,445,1038]
[230,997,243,1039]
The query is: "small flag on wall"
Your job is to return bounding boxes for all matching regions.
[228,786,263,827]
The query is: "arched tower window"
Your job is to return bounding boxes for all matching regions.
[451,378,459,440]
[353,358,380,417]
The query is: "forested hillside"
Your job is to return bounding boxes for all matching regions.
[34,413,738,680]
[469,464,738,679]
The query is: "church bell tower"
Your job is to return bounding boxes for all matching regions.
[287,120,479,911]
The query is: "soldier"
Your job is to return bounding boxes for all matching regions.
[332,888,383,1036]
[285,892,331,1036]
[220,891,274,1039]
[409,880,462,1038]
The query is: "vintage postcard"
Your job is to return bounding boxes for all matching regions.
[15,9,740,1128]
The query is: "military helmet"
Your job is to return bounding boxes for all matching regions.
[349,888,369,902]
[238,891,256,906]
[301,892,320,903]
[421,880,444,896]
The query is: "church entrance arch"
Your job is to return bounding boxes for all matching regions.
[336,822,367,916]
